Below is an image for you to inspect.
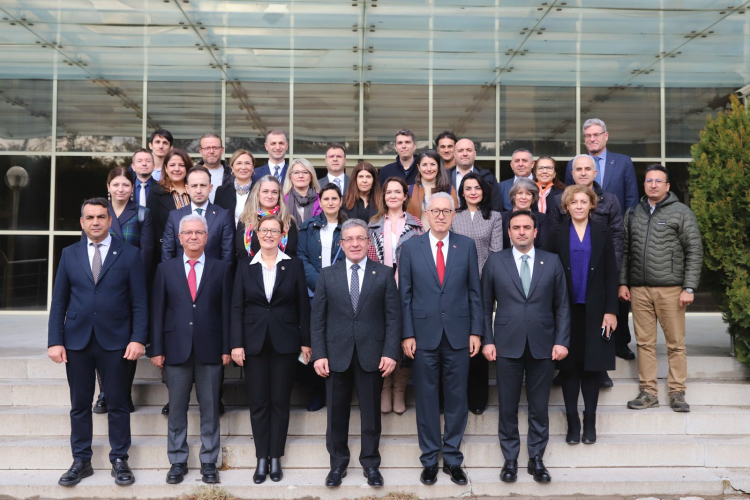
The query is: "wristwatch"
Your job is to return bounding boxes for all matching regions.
[684,288,694,294]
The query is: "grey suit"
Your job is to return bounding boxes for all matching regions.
[481,248,570,461]
[311,258,401,469]
[317,174,350,195]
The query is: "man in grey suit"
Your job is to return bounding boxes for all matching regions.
[399,192,484,486]
[317,143,350,195]
[482,210,570,483]
[311,218,402,488]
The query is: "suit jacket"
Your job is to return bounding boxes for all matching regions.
[317,174,350,195]
[481,248,570,360]
[450,209,503,277]
[495,178,515,212]
[565,151,639,214]
[311,259,402,372]
[48,238,148,350]
[214,181,251,224]
[235,219,299,261]
[230,256,311,356]
[162,203,235,264]
[253,161,288,183]
[150,256,233,365]
[446,166,499,194]
[399,231,483,351]
[501,210,549,251]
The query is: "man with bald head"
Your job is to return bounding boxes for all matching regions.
[445,138,499,209]
[496,149,535,211]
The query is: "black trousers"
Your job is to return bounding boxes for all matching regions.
[559,368,600,415]
[614,300,632,350]
[65,334,131,463]
[326,350,384,469]
[467,354,489,411]
[96,360,137,400]
[244,336,297,459]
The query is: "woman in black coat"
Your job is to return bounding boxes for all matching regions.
[543,185,618,445]
[230,215,311,485]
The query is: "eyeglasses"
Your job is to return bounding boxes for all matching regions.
[341,236,369,243]
[258,228,282,235]
[536,166,555,171]
[180,230,207,237]
[199,146,223,152]
[644,178,666,184]
[291,170,310,177]
[584,132,605,140]
[428,209,454,217]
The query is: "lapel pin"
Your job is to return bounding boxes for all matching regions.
[212,210,216,215]
[281,266,285,271]
[372,271,376,274]
[540,261,544,264]
[453,244,457,249]
[113,251,117,255]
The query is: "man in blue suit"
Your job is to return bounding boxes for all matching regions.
[252,130,289,184]
[48,198,148,487]
[496,149,535,211]
[162,166,234,264]
[399,192,483,486]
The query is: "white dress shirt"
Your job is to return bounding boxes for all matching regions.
[428,231,449,267]
[320,222,337,268]
[183,252,206,289]
[235,192,249,227]
[191,202,210,217]
[87,235,112,267]
[250,250,291,302]
[512,246,535,281]
[514,173,535,183]
[345,257,367,294]
[455,166,475,191]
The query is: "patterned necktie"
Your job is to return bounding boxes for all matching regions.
[350,263,360,312]
[91,243,103,284]
[274,166,281,182]
[195,207,204,216]
[594,156,603,186]
[139,183,147,207]
[334,178,342,191]
[436,241,445,286]
[187,260,198,301]
[520,254,531,298]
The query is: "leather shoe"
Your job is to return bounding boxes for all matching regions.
[270,458,283,482]
[600,372,614,388]
[442,464,468,485]
[166,463,188,484]
[616,345,636,360]
[325,467,347,487]
[128,397,135,413]
[58,461,93,486]
[93,393,107,414]
[527,456,551,483]
[420,464,439,485]
[161,403,169,415]
[469,407,485,415]
[253,458,269,484]
[552,372,562,386]
[201,462,219,484]
[500,459,518,482]
[111,458,135,485]
[218,401,225,416]
[307,391,325,412]
[363,467,384,486]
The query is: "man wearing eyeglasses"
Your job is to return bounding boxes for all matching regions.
[150,213,233,485]
[196,133,232,203]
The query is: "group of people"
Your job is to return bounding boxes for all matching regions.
[47,118,703,488]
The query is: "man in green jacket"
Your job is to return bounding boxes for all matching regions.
[619,164,703,413]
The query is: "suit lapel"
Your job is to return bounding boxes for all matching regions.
[501,250,525,297]
[271,260,287,298]
[441,232,459,289]
[108,204,125,240]
[96,238,123,283]
[75,241,94,283]
[602,157,616,191]
[589,222,605,272]
[355,262,377,317]
[204,203,219,232]
[557,223,572,270]
[333,260,355,316]
[526,251,545,299]
[419,235,442,288]
[175,258,194,302]
[249,261,265,292]
[194,258,214,301]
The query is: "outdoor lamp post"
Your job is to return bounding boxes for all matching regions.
[4,166,29,308]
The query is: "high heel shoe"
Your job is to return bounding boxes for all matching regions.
[253,457,269,484]
[270,457,283,482]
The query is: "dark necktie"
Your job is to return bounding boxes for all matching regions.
[350,263,360,312]
[91,243,103,284]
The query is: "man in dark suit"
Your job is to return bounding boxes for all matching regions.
[150,213,233,485]
[162,166,234,264]
[311,218,402,488]
[252,129,289,184]
[399,193,483,486]
[496,149,535,211]
[131,149,157,207]
[446,138,499,207]
[317,143,350,195]
[482,210,570,483]
[48,198,148,487]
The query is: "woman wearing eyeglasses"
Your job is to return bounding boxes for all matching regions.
[230,214,311,484]
[283,158,322,228]
[534,156,565,214]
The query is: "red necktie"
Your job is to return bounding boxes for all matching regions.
[436,241,445,286]
[187,260,198,302]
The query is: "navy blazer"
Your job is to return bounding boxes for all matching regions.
[253,161,288,183]
[399,231,483,351]
[162,203,235,264]
[48,237,148,350]
[150,256,233,365]
[565,151,639,215]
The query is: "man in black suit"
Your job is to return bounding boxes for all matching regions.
[253,129,289,183]
[482,210,570,483]
[48,198,148,487]
[317,143,350,195]
[150,213,233,485]
[311,218,402,488]
[161,166,234,264]
[446,138,499,207]
[399,193,484,486]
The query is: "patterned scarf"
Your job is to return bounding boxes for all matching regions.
[243,205,288,256]
[235,179,252,196]
[537,182,553,214]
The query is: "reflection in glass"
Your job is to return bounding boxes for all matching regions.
[0,235,49,310]
[294,83,358,155]
[665,88,733,158]
[54,156,128,231]
[0,79,53,152]
[148,82,221,152]
[226,81,289,154]
[364,84,429,155]
[0,156,51,230]
[434,85,496,155]
[57,80,142,152]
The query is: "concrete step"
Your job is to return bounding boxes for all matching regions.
[0,466,738,499]
[1,434,748,470]
[2,404,750,438]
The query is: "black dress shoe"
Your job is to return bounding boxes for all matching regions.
[58,461,93,486]
[552,372,562,386]
[219,401,225,416]
[161,403,169,415]
[93,393,107,414]
[325,467,347,487]
[420,464,439,485]
[442,464,468,485]
[500,459,518,482]
[307,392,325,412]
[253,458,269,484]
[166,463,188,484]
[469,407,485,415]
[616,345,636,360]
[128,398,135,413]
[363,467,384,486]
[201,462,219,484]
[527,456,551,483]
[600,372,614,388]
[270,458,283,482]
[111,458,135,486]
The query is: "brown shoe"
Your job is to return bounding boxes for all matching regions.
[627,390,659,410]
[381,373,393,414]
[392,366,410,415]
[669,391,690,412]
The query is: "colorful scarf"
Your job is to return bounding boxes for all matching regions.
[537,182,553,214]
[243,205,288,256]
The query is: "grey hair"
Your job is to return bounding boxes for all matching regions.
[572,154,596,169]
[341,218,369,235]
[178,214,208,233]
[583,118,607,133]
[512,148,533,159]
[509,177,540,207]
[199,133,222,146]
[428,191,455,210]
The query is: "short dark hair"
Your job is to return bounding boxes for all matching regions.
[186,165,211,184]
[645,163,670,183]
[326,143,346,157]
[149,129,173,146]
[131,148,153,165]
[435,130,457,145]
[265,129,289,143]
[199,133,222,146]
[395,129,416,142]
[80,197,109,217]
[318,184,349,224]
[508,209,538,229]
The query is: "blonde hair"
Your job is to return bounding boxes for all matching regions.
[282,158,320,195]
[560,185,597,215]
[229,149,255,169]
[239,175,295,232]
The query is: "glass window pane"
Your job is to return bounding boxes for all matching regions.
[148,82,221,152]
[0,235,49,311]
[0,155,51,230]
[57,80,143,152]
[0,79,53,152]
[434,85,496,155]
[580,87,661,158]
[500,86,576,157]
[54,156,128,231]
[364,84,429,155]
[665,88,733,158]
[294,83,359,155]
[226,81,289,155]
